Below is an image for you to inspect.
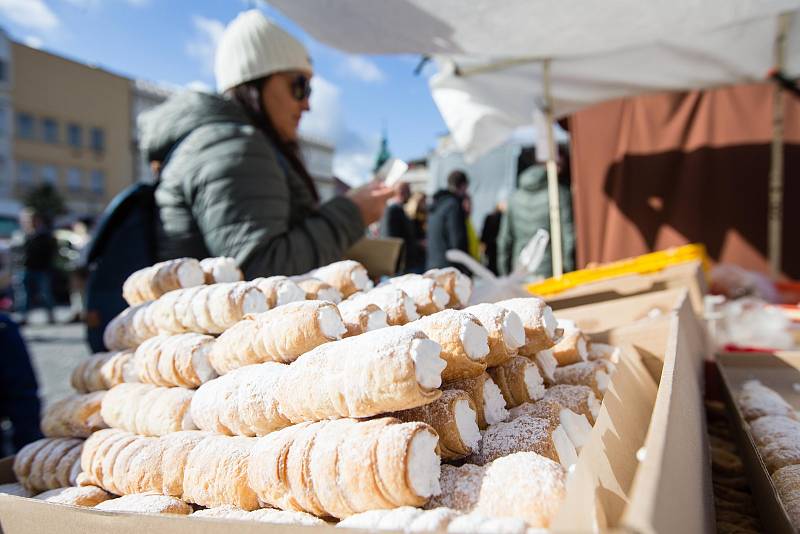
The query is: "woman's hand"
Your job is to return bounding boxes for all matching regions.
[347,180,394,226]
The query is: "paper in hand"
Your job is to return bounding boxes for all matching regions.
[376,158,409,186]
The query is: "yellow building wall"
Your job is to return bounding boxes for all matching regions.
[11,42,132,216]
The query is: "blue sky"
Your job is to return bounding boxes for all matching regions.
[0,0,448,184]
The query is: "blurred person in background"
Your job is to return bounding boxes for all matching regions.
[427,170,470,271]
[498,164,575,278]
[66,217,92,323]
[0,313,43,455]
[11,209,57,325]
[404,191,428,272]
[480,200,506,275]
[380,181,423,273]
[140,10,392,278]
[462,194,481,262]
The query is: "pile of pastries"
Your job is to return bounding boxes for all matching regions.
[737,379,800,528]
[1,257,619,532]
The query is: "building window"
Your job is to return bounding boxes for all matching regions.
[67,168,82,191]
[41,165,58,186]
[90,127,105,152]
[42,118,59,143]
[90,169,104,194]
[67,123,82,148]
[17,161,34,185]
[16,113,35,140]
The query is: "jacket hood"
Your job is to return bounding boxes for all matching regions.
[518,165,548,191]
[139,91,250,162]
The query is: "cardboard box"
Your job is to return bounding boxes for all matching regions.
[717,352,800,534]
[0,290,708,533]
[344,237,404,280]
[542,261,707,315]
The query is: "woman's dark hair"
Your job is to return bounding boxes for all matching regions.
[226,77,319,203]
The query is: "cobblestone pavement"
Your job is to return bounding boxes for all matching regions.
[18,308,91,408]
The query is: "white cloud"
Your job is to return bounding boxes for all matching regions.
[185,15,225,76]
[341,55,385,83]
[300,76,379,186]
[0,0,59,31]
[185,80,212,93]
[62,0,149,7]
[24,35,44,49]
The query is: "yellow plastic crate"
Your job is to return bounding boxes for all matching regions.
[526,243,710,297]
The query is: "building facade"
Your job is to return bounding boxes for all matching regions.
[0,29,13,213]
[10,42,133,219]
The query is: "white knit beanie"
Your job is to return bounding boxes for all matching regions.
[214,10,312,93]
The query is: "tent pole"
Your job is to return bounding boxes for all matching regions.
[769,13,790,278]
[543,59,563,278]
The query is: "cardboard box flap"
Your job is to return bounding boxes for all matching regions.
[552,341,659,531]
[621,297,714,534]
[344,237,404,280]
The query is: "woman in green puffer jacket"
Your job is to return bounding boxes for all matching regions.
[139,10,391,278]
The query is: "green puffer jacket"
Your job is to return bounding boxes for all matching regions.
[497,165,575,277]
[139,91,365,279]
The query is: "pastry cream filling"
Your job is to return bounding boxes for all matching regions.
[432,287,450,310]
[404,295,420,322]
[276,282,307,306]
[588,392,600,421]
[483,378,509,425]
[454,400,482,451]
[181,409,198,431]
[524,365,546,401]
[351,268,372,291]
[318,306,347,340]
[408,430,441,497]
[454,275,472,306]
[543,306,558,339]
[210,261,241,283]
[502,311,526,349]
[596,370,610,393]
[577,336,589,360]
[552,425,578,468]
[460,320,490,361]
[192,344,218,383]
[411,338,446,390]
[559,409,593,451]
[317,287,342,304]
[242,288,269,315]
[535,349,557,382]
[366,309,388,332]
[177,262,205,288]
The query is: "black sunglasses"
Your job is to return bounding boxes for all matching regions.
[290,74,312,101]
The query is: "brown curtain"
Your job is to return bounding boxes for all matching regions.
[569,82,800,279]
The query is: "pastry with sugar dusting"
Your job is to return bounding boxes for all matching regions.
[414,309,490,381]
[554,360,615,399]
[487,356,545,408]
[123,258,206,306]
[100,383,196,436]
[41,391,107,438]
[385,274,450,316]
[276,326,445,423]
[544,384,601,424]
[463,303,525,367]
[71,350,136,393]
[391,389,482,461]
[346,285,419,326]
[444,373,509,430]
[509,399,593,452]
[209,300,346,374]
[424,267,472,309]
[496,298,559,356]
[133,333,216,388]
[308,260,373,298]
[337,299,389,337]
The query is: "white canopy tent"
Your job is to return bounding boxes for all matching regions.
[269,0,800,276]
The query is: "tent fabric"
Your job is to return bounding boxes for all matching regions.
[568,82,800,279]
[270,0,800,158]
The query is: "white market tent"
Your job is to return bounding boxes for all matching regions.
[269,0,800,276]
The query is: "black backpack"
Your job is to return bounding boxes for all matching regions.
[82,182,158,352]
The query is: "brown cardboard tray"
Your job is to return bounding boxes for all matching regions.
[717,352,800,534]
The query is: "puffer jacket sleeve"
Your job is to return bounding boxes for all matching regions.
[496,204,514,276]
[181,127,365,278]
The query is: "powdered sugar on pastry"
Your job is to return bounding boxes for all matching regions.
[199,257,242,283]
[95,494,192,515]
[469,415,559,466]
[544,384,600,424]
[483,378,509,425]
[738,380,797,422]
